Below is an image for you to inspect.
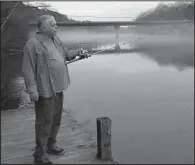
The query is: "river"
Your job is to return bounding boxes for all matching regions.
[62,39,194,163]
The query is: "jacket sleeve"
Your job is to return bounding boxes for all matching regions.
[22,40,38,94]
[63,45,78,61]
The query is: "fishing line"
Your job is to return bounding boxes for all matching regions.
[66,20,194,65]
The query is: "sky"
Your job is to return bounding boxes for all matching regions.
[25,1,176,21]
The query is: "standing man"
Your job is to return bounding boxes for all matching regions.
[22,15,88,164]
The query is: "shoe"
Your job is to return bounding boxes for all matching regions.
[34,153,53,164]
[47,145,66,156]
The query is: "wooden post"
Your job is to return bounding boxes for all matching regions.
[96,117,113,161]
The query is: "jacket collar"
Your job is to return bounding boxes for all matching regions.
[36,31,55,43]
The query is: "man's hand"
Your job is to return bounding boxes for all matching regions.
[66,49,90,61]
[29,91,39,102]
[78,49,91,59]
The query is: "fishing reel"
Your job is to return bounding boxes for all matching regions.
[78,49,91,59]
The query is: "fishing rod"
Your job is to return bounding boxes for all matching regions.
[66,26,168,65]
[66,20,194,65]
[66,41,132,65]
[65,25,170,65]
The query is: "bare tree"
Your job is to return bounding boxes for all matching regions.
[24,2,57,11]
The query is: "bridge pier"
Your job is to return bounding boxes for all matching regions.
[114,26,120,51]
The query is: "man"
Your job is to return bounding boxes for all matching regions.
[22,15,88,164]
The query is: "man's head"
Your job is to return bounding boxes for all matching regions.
[37,15,58,37]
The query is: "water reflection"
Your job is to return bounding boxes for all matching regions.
[135,43,194,71]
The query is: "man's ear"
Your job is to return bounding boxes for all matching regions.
[41,24,49,32]
[42,26,47,32]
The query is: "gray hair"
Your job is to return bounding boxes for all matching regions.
[37,15,54,29]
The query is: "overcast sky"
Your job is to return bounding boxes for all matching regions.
[26,1,176,21]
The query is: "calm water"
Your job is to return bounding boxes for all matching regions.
[62,51,194,164]
[59,24,194,163]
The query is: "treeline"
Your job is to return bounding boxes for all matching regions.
[132,2,194,71]
[135,2,194,21]
[1,1,77,110]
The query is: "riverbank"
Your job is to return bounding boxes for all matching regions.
[1,106,119,164]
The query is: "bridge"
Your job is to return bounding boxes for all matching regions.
[30,20,193,27]
[29,20,193,50]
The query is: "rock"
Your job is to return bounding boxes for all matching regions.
[7,76,31,109]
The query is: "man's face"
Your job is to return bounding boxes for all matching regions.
[42,17,58,37]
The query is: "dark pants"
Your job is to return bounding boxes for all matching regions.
[34,92,63,156]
